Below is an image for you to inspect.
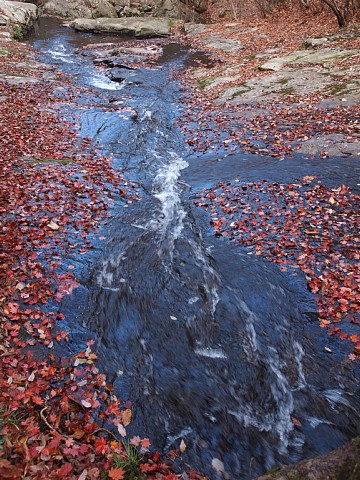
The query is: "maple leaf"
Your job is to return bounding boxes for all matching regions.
[130,436,141,447]
[141,438,150,449]
[32,395,44,406]
[94,437,109,455]
[58,463,73,477]
[108,467,125,480]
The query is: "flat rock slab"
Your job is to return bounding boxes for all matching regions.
[260,48,359,71]
[0,73,39,84]
[202,36,245,52]
[216,63,359,104]
[216,67,333,104]
[297,134,360,157]
[184,22,209,35]
[69,17,171,37]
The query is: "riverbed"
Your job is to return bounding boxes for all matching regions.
[28,17,360,479]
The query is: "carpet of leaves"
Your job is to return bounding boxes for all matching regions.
[0,42,204,479]
[174,7,359,158]
[196,176,360,359]
[179,93,359,158]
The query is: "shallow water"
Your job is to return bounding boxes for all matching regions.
[28,17,359,479]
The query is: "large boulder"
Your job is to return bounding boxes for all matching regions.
[69,16,171,37]
[0,0,38,34]
[43,0,117,19]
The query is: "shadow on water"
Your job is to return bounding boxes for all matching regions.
[28,17,359,479]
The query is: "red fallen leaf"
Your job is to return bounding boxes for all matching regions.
[140,463,158,473]
[94,437,108,455]
[108,467,125,480]
[141,438,150,449]
[58,463,73,477]
[32,395,44,406]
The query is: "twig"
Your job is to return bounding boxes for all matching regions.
[92,427,120,442]
[40,406,58,434]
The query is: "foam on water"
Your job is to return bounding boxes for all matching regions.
[195,348,227,359]
[91,72,125,91]
[149,151,188,240]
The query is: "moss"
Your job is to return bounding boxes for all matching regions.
[229,81,251,99]
[275,77,290,85]
[1,72,27,77]
[197,77,214,89]
[325,82,347,95]
[264,466,282,475]
[231,89,250,99]
[279,86,295,95]
[0,49,9,56]
[24,157,74,165]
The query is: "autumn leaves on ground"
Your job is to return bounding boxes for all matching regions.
[0,3,359,480]
[0,42,193,479]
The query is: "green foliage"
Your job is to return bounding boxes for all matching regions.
[111,442,144,480]
[12,24,23,41]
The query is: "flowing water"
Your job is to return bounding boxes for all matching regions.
[29,18,359,479]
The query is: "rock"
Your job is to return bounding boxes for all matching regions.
[154,0,203,22]
[216,63,360,105]
[0,13,9,25]
[43,0,117,19]
[0,72,39,84]
[258,436,360,479]
[0,0,38,33]
[69,16,171,37]
[303,37,329,49]
[260,48,359,71]
[184,22,209,35]
[202,36,245,52]
[120,6,141,17]
[94,57,134,69]
[107,67,135,82]
[298,134,360,157]
[0,29,12,40]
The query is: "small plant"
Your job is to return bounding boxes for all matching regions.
[0,408,19,453]
[12,24,23,41]
[110,442,144,480]
[168,19,175,31]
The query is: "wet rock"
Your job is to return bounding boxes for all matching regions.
[258,436,360,479]
[94,57,135,69]
[69,16,171,37]
[43,0,117,19]
[107,66,135,82]
[0,0,38,34]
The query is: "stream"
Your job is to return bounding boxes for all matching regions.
[28,18,359,479]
